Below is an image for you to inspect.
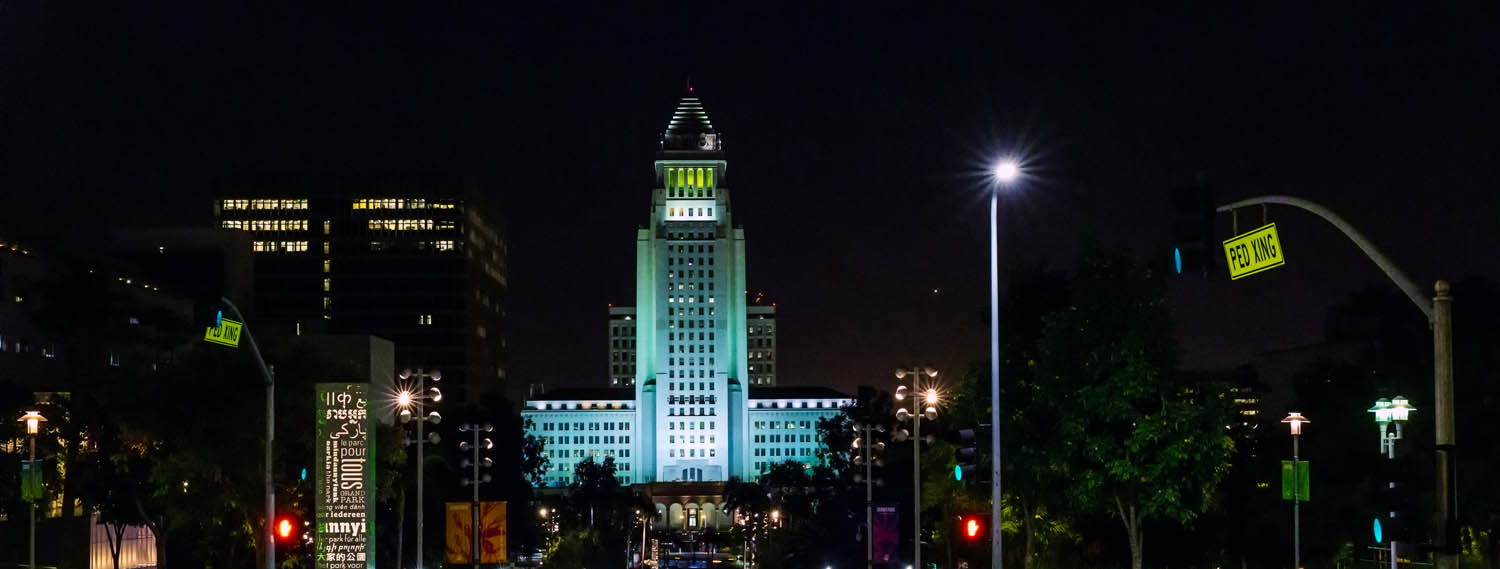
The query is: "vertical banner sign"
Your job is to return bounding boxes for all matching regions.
[445,503,473,565]
[315,383,374,569]
[444,501,507,564]
[873,504,900,564]
[1280,460,1311,501]
[20,460,43,502]
[480,501,508,563]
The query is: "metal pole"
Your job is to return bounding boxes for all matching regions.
[220,297,276,569]
[416,371,425,569]
[1293,434,1300,569]
[473,428,481,565]
[867,422,874,569]
[989,192,1004,569]
[914,392,922,569]
[1388,429,1397,569]
[1433,281,1456,569]
[29,433,36,569]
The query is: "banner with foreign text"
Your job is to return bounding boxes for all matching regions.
[315,383,375,569]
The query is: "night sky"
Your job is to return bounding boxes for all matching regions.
[3,3,1496,400]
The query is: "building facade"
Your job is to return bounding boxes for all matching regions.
[522,95,850,521]
[607,302,775,387]
[211,181,508,403]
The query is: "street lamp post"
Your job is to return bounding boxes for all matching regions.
[459,423,495,564]
[990,159,1021,569]
[1282,413,1310,569]
[895,367,939,569]
[18,411,46,569]
[397,369,443,569]
[1370,397,1415,569]
[853,421,887,569]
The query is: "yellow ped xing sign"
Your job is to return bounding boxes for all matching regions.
[1222,223,1286,280]
[204,318,243,347]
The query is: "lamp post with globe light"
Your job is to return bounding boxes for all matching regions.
[894,366,939,569]
[1282,412,1310,569]
[397,369,443,569]
[18,411,46,569]
[988,159,1021,569]
[1370,397,1415,569]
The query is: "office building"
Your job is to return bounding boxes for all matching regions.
[211,180,508,403]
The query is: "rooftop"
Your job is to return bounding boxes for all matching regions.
[749,385,851,400]
[525,387,635,402]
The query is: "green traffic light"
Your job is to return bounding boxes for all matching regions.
[1373,518,1383,543]
[954,464,962,481]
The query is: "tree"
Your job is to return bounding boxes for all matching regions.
[1036,252,1235,569]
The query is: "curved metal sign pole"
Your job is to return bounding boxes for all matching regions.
[1216,196,1456,569]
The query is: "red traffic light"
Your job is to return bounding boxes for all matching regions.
[276,516,296,541]
[961,515,983,540]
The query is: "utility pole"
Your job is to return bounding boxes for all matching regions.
[1216,196,1457,566]
[219,298,275,569]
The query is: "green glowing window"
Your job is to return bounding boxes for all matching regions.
[706,168,714,188]
[697,168,705,189]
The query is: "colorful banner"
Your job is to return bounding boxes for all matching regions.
[446,502,509,564]
[315,383,375,569]
[445,503,472,565]
[873,504,900,564]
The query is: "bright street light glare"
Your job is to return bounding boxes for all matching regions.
[397,390,413,408]
[993,160,1021,183]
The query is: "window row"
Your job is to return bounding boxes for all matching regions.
[754,421,813,430]
[667,269,714,279]
[668,207,715,218]
[668,381,715,391]
[222,219,309,231]
[668,448,716,458]
[667,257,713,266]
[754,434,813,443]
[668,407,716,417]
[545,435,631,446]
[251,240,309,253]
[367,219,457,231]
[754,448,813,457]
[667,343,714,354]
[351,198,455,210]
[665,167,714,191]
[222,199,308,210]
[667,421,714,430]
[538,421,632,431]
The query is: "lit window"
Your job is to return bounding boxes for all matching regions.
[419,314,433,326]
[322,297,332,310]
[322,278,331,292]
[323,260,331,273]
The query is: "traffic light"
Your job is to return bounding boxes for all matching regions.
[275,514,299,543]
[1170,185,1216,278]
[959,514,984,542]
[1373,457,1417,544]
[955,428,980,483]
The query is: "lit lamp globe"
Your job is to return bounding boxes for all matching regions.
[1367,398,1393,424]
[993,161,1021,185]
[1388,396,1415,422]
[1281,412,1310,435]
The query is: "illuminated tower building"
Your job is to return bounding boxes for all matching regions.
[523,93,849,504]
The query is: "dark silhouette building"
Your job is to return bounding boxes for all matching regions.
[212,179,508,403]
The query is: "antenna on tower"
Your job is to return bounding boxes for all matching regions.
[686,77,694,93]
